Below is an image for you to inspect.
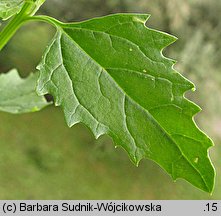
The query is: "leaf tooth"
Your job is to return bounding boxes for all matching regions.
[132,13,151,24]
[148,28,177,51]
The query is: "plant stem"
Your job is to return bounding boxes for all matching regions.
[0,2,34,51]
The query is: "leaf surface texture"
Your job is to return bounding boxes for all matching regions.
[37,14,215,192]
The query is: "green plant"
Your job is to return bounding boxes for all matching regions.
[0,0,215,193]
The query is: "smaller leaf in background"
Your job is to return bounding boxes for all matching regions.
[0,69,51,114]
[0,0,45,20]
[0,0,24,20]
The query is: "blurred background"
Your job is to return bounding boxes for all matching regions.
[0,0,220,199]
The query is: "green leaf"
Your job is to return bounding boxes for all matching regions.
[0,69,50,113]
[36,14,215,192]
[0,0,45,20]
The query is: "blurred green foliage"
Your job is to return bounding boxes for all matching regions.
[0,0,220,199]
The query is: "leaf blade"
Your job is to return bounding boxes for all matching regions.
[37,14,215,192]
